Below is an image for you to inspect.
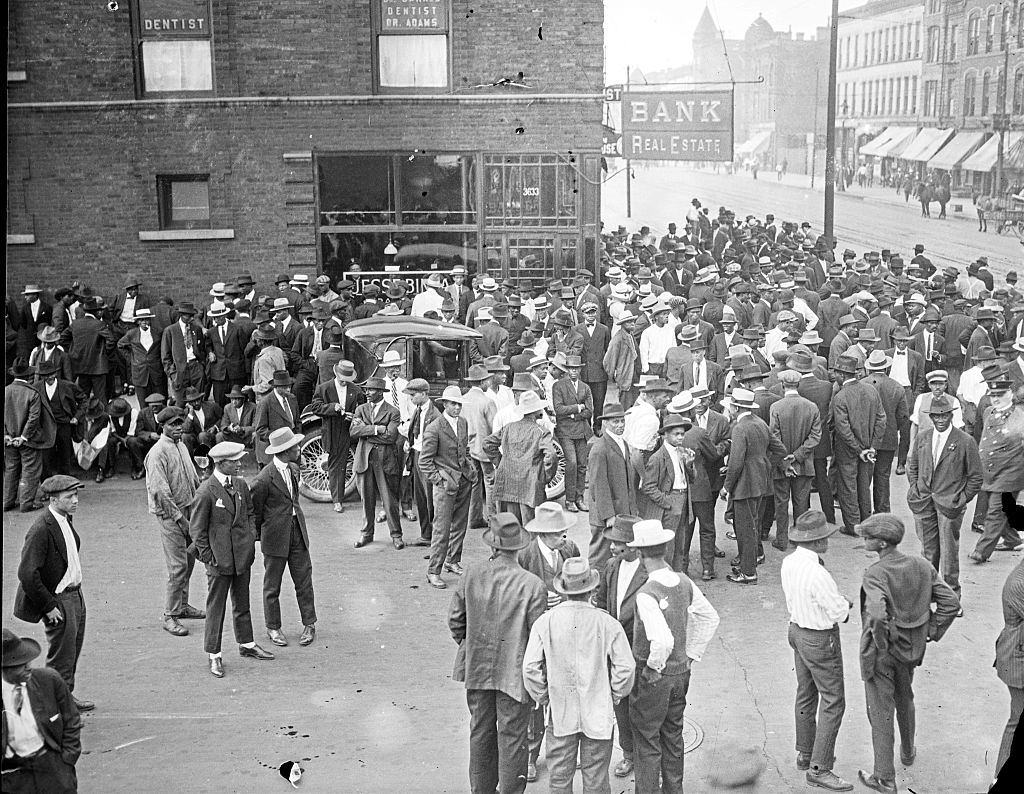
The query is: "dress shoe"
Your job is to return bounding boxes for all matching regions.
[402,509,417,521]
[715,547,726,558]
[968,551,987,564]
[267,628,289,647]
[613,757,634,777]
[895,464,906,475]
[299,626,316,646]
[180,604,205,619]
[857,770,896,793]
[376,509,386,523]
[730,555,741,567]
[209,658,224,678]
[566,502,578,512]
[95,471,105,484]
[444,561,464,575]
[726,573,758,585]
[971,522,983,534]
[412,537,431,547]
[427,574,447,589]
[995,539,1024,551]
[72,697,95,712]
[726,530,737,540]
[575,500,588,512]
[469,522,488,530]
[392,538,406,550]
[900,745,916,766]
[239,643,275,661]
[354,537,373,548]
[701,569,715,581]
[131,469,145,481]
[796,752,811,771]
[334,502,344,513]
[806,769,853,791]
[163,617,188,636]
[526,762,537,782]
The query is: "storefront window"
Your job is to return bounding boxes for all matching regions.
[400,154,476,224]
[508,237,556,283]
[135,0,214,96]
[321,230,477,281]
[484,155,579,227]
[318,156,395,226]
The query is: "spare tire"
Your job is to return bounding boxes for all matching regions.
[297,428,356,502]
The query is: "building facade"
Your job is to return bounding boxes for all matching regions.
[7,0,604,299]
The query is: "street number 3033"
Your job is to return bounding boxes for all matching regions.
[522,186,540,196]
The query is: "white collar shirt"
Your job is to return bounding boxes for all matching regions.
[180,320,196,361]
[639,323,676,370]
[120,295,137,324]
[273,457,296,512]
[932,424,952,463]
[443,412,459,436]
[780,546,850,630]
[691,359,707,389]
[139,326,153,351]
[1,678,44,758]
[664,443,686,489]
[49,506,82,593]
[538,541,561,573]
[889,347,910,387]
[29,301,40,322]
[616,557,642,616]
[45,381,58,400]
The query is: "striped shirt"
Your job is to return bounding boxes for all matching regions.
[780,546,850,630]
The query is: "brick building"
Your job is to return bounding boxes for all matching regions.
[7,0,604,300]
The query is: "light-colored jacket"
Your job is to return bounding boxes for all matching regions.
[522,600,636,739]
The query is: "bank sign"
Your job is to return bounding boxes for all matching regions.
[621,91,734,162]
[380,0,450,32]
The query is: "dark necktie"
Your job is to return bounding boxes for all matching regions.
[224,476,233,494]
[12,683,25,715]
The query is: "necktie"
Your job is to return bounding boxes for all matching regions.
[933,431,942,463]
[220,326,226,345]
[312,330,321,357]
[391,378,399,406]
[185,326,193,350]
[13,683,24,715]
[280,394,292,424]
[224,476,233,492]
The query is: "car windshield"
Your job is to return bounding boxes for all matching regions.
[345,318,478,389]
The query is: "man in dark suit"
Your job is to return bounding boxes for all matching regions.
[13,475,93,711]
[15,285,53,359]
[404,379,439,546]
[574,304,610,431]
[551,354,593,514]
[768,370,823,551]
[4,358,56,512]
[309,360,364,513]
[250,428,317,649]
[161,302,206,406]
[253,371,300,465]
[592,516,647,779]
[639,414,696,573]
[35,359,85,480]
[117,308,166,404]
[351,377,404,549]
[906,396,982,598]
[470,306,509,365]
[419,385,477,589]
[188,441,275,678]
[0,628,82,791]
[886,328,926,474]
[862,351,910,513]
[270,297,301,359]
[786,351,837,523]
[205,305,247,408]
[65,297,115,405]
[127,393,166,479]
[216,386,256,446]
[109,274,153,337]
[586,403,640,570]
[910,308,944,376]
[181,387,223,456]
[681,340,725,408]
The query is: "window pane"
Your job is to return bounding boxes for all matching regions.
[142,40,212,92]
[378,35,447,88]
[318,156,396,225]
[400,155,476,224]
[321,230,477,276]
[171,181,209,222]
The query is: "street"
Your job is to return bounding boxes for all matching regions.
[2,458,1016,793]
[602,165,1023,278]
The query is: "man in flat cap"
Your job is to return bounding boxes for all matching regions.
[13,475,94,711]
[856,514,960,794]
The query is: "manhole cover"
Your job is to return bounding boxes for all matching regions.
[683,716,703,754]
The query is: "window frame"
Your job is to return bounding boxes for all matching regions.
[131,0,215,98]
[964,72,978,117]
[370,0,452,94]
[968,13,981,55]
[157,174,212,230]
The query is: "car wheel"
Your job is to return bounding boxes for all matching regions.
[297,429,334,503]
[545,439,566,500]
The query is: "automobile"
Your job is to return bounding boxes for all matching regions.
[296,316,565,503]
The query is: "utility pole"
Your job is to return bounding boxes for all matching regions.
[824,0,840,242]
[625,65,632,219]
[995,7,1010,199]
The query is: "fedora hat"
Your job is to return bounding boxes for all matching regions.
[833,355,859,375]
[7,357,33,379]
[789,510,838,544]
[272,297,292,312]
[1,628,41,668]
[553,557,600,595]
[21,284,42,295]
[440,385,464,404]
[660,413,691,432]
[290,274,310,288]
[209,282,226,297]
[482,512,531,551]
[603,514,641,543]
[892,327,914,341]
[83,397,106,419]
[380,350,405,368]
[729,387,759,410]
[642,378,674,394]
[927,395,957,415]
[465,364,490,382]
[838,314,858,327]
[35,326,60,344]
[511,372,537,392]
[737,365,766,383]
[225,386,246,401]
[254,327,278,341]
[208,302,229,319]
[271,370,293,387]
[667,390,698,414]
[799,330,823,346]
[478,277,498,292]
[864,350,892,371]
[525,501,576,534]
[265,427,304,455]
[133,308,155,321]
[517,330,537,347]
[599,402,626,420]
[36,358,61,377]
[107,398,131,418]
[614,310,638,326]
[857,328,879,342]
[484,355,510,373]
[517,391,549,416]
[676,325,699,344]
[333,360,357,382]
[363,377,387,392]
[627,519,676,548]
[176,301,198,316]
[976,307,996,321]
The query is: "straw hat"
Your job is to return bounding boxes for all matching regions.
[525,501,576,533]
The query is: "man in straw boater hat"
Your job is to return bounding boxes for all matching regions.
[144,406,204,638]
[855,514,960,794]
[522,557,636,793]
[1,627,83,791]
[447,512,547,794]
[188,441,275,678]
[626,518,719,794]
[115,308,165,403]
[779,510,855,791]
[250,428,318,649]
[308,359,364,513]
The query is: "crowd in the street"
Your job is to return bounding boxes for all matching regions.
[5,199,1024,794]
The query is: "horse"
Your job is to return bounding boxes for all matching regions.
[918,183,932,217]
[932,184,951,219]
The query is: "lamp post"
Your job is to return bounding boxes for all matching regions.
[824,0,840,242]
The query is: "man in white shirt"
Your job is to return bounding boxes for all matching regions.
[764,310,798,359]
[780,511,854,791]
[411,273,447,318]
[639,301,676,376]
[624,379,673,460]
[956,345,997,410]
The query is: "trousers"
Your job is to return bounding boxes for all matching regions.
[43,425,75,479]
[429,475,472,575]
[872,449,896,513]
[897,388,913,466]
[156,515,198,617]
[167,362,204,405]
[974,489,1022,560]
[788,624,846,772]
[613,695,634,756]
[688,499,717,573]
[1,749,77,794]
[545,729,613,794]
[863,652,916,781]
[325,432,351,506]
[913,502,965,595]
[466,689,530,794]
[4,445,43,510]
[263,521,317,629]
[833,449,874,530]
[588,522,613,572]
[773,475,812,547]
[733,496,763,577]
[204,568,254,654]
[559,435,589,504]
[630,669,690,794]
[996,685,1024,777]
[469,458,495,528]
[658,493,690,572]
[499,501,536,526]
[586,381,608,433]
[44,589,86,694]
[410,451,434,541]
[357,449,402,540]
[813,457,836,523]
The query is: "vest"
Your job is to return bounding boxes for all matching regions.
[632,576,694,676]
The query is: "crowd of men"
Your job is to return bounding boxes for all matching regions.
[5,200,1024,793]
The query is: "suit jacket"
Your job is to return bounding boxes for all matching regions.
[831,379,887,454]
[117,326,165,387]
[725,413,775,499]
[866,313,898,350]
[161,320,207,387]
[134,405,162,441]
[471,323,509,363]
[67,315,115,376]
[518,537,582,592]
[603,329,638,393]
[253,391,300,462]
[681,359,724,406]
[15,300,54,358]
[906,426,982,517]
[4,379,56,449]
[551,377,594,440]
[639,443,694,519]
[910,328,945,371]
[13,510,80,623]
[593,556,648,639]
[995,559,1024,689]
[309,380,365,454]
[274,318,301,358]
[795,376,835,457]
[862,373,909,451]
[249,461,309,557]
[574,322,610,383]
[350,399,402,475]
[35,379,84,426]
[207,322,247,382]
[0,666,81,768]
[768,393,822,477]
[448,554,547,702]
[218,401,256,434]
[109,291,153,329]
[484,419,556,507]
[184,401,223,435]
[884,347,927,394]
[708,332,740,367]
[587,434,640,524]
[188,474,257,576]
[419,413,476,491]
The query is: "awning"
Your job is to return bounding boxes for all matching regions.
[927,131,988,170]
[962,132,1024,172]
[900,128,955,162]
[869,127,918,158]
[859,126,916,158]
[736,130,773,156]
